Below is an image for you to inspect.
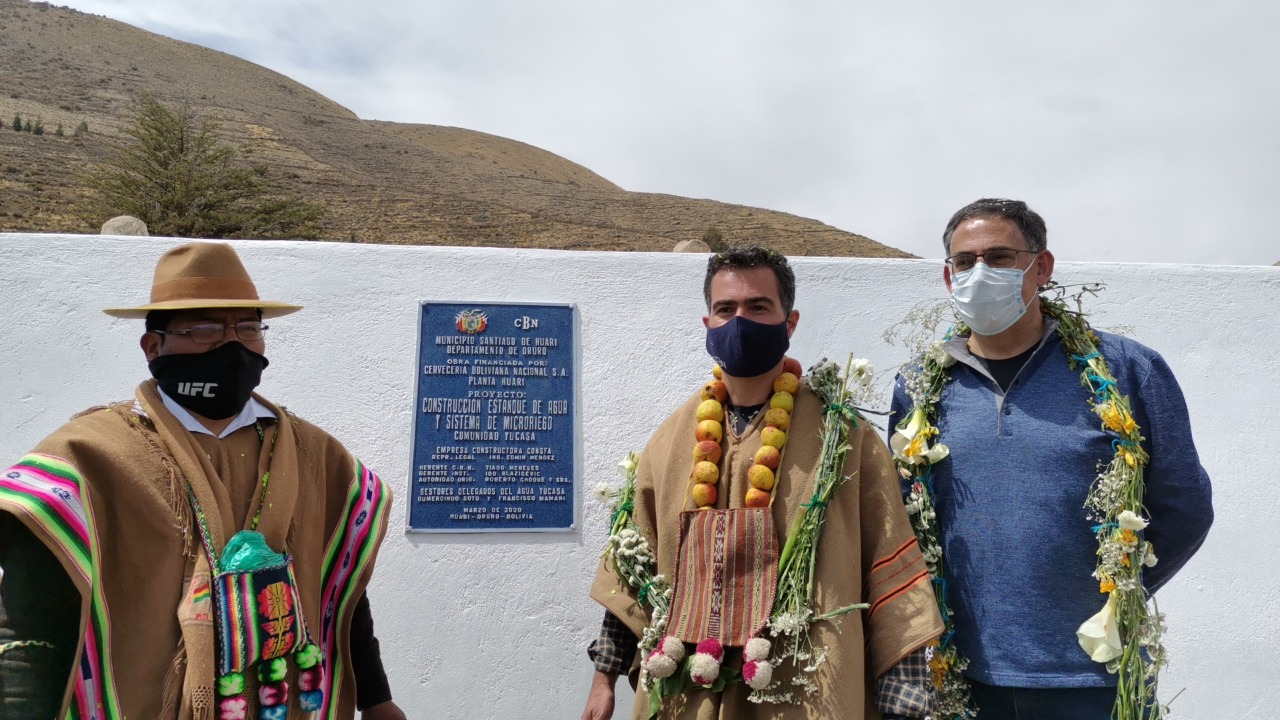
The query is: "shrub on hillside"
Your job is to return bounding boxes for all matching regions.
[83,96,325,239]
[702,227,729,252]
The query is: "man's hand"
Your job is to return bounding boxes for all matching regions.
[361,700,408,720]
[580,670,619,720]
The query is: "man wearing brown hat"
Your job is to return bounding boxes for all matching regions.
[0,243,405,719]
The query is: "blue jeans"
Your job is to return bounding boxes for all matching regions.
[968,680,1117,720]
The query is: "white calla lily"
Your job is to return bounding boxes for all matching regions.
[1076,593,1123,663]
[891,408,950,465]
[617,451,639,479]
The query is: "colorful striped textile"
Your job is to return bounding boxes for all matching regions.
[866,538,930,617]
[0,454,121,720]
[212,560,307,674]
[316,460,390,719]
[667,507,778,646]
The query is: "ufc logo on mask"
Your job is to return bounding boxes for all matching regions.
[176,382,218,397]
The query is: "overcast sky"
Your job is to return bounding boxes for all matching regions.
[57,1,1280,265]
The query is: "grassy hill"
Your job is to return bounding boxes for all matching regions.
[0,0,910,256]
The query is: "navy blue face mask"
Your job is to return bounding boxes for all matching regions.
[705,316,790,378]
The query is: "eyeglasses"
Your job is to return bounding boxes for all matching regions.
[155,321,268,344]
[945,248,1037,273]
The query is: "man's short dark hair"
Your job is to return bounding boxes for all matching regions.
[942,198,1048,255]
[704,246,796,314]
[144,309,182,333]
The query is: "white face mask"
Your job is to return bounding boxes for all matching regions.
[949,257,1037,336]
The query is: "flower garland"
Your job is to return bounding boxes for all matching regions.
[595,356,874,715]
[750,356,871,704]
[892,285,1168,720]
[596,450,674,689]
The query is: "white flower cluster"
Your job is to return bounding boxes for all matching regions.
[766,609,812,637]
[901,368,938,411]
[610,527,653,565]
[850,358,874,384]
[1136,613,1169,679]
[904,484,935,524]
[1117,510,1147,531]
[592,482,615,504]
[636,589,673,692]
[1084,462,1126,524]
[637,585,672,650]
[608,522,674,694]
[925,340,957,369]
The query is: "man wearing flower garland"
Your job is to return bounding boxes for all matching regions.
[0,243,406,719]
[583,246,943,720]
[889,198,1213,717]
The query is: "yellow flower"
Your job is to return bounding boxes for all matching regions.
[1119,529,1138,545]
[927,647,950,689]
[1099,578,1116,593]
[1096,403,1127,433]
[1122,450,1136,467]
[1096,401,1137,436]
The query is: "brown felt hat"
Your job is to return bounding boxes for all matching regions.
[103,242,302,319]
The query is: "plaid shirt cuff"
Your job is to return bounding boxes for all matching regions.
[588,610,638,675]
[876,646,935,717]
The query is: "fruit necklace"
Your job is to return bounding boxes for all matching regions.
[689,357,803,509]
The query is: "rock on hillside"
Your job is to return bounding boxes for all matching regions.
[0,0,909,256]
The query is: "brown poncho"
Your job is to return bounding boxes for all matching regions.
[591,385,943,719]
[0,381,391,719]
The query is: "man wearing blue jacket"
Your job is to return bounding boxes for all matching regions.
[889,198,1213,718]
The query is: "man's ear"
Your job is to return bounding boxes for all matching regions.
[1036,250,1056,287]
[785,309,799,338]
[140,332,162,362]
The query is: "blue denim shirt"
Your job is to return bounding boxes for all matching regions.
[889,320,1213,688]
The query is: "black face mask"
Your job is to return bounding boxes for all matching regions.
[705,315,790,378]
[149,341,269,420]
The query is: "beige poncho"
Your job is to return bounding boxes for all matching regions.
[0,380,391,719]
[591,385,943,719]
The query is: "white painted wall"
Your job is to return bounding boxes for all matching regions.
[0,235,1274,719]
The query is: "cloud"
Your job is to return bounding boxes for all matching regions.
[60,0,1280,264]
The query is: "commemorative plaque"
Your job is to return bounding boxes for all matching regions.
[408,302,576,532]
